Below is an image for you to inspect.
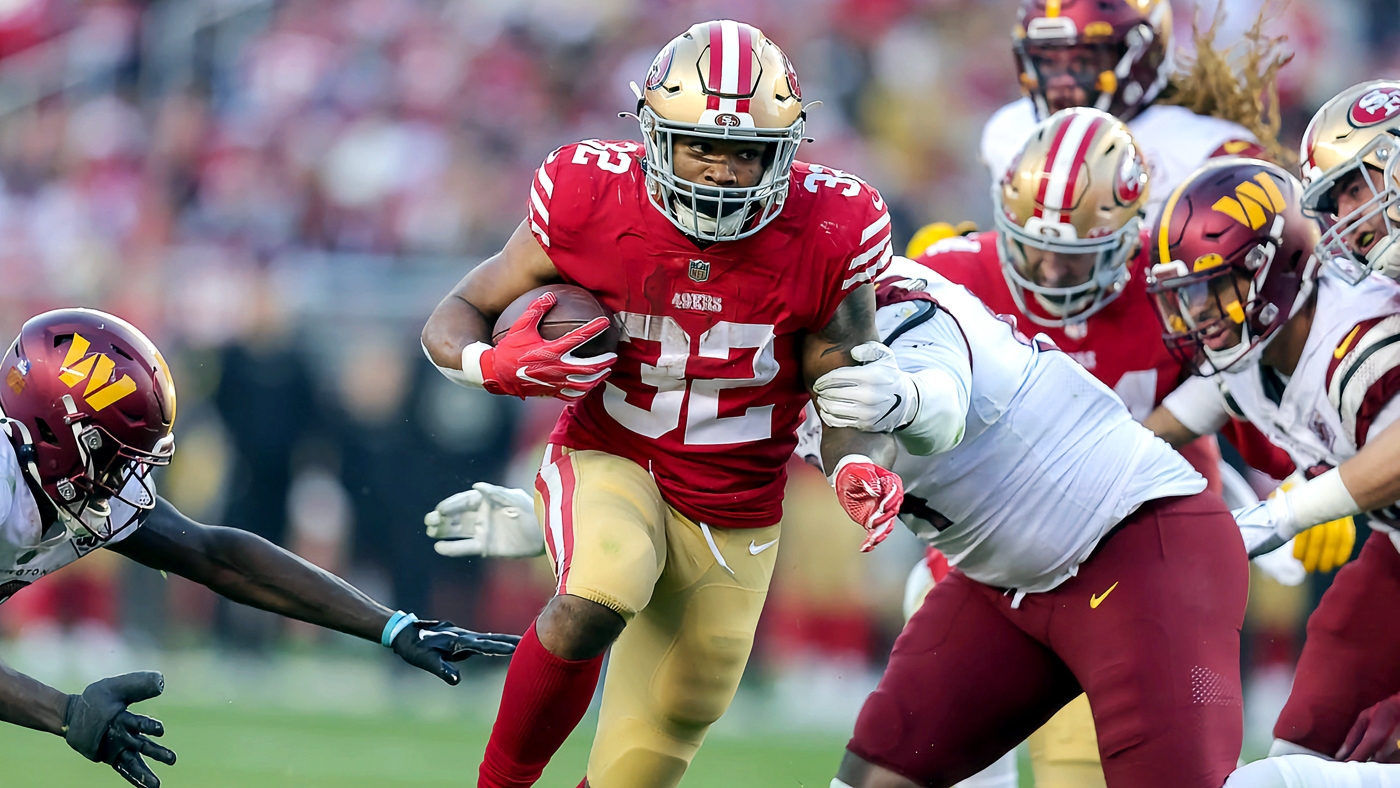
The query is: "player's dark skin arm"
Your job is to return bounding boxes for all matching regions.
[0,657,69,735]
[423,225,621,659]
[803,284,898,472]
[422,220,561,371]
[107,497,392,641]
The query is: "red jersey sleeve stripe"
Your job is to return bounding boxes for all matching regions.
[1354,366,1400,447]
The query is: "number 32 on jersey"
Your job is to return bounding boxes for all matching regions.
[604,313,777,446]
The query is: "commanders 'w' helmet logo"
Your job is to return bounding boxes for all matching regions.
[1211,173,1288,231]
[57,333,138,412]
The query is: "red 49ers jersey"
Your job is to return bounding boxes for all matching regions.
[527,139,892,529]
[916,230,1180,418]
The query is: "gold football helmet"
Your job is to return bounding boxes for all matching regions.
[1300,80,1400,283]
[638,19,804,242]
[993,107,1149,326]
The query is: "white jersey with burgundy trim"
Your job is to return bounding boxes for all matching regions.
[981,98,1261,222]
[800,257,1204,595]
[1163,271,1400,530]
[0,437,148,605]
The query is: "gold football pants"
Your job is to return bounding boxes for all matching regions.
[535,448,779,788]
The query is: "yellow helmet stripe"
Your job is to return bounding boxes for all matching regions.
[1157,175,1194,266]
[1046,0,1061,17]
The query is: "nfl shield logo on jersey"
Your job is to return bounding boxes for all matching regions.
[688,259,710,282]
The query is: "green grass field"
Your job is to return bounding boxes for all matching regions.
[0,703,855,788]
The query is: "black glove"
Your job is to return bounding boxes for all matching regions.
[64,671,177,787]
[390,619,521,685]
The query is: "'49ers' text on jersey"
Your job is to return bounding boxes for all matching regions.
[527,139,892,529]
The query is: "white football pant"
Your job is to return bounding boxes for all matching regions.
[1226,755,1400,787]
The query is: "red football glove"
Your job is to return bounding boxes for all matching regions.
[1338,692,1400,763]
[481,292,616,401]
[832,455,904,552]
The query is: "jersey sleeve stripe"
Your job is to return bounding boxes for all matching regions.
[535,165,554,197]
[1327,314,1400,446]
[1354,366,1400,447]
[860,211,891,244]
[529,184,550,224]
[841,243,893,290]
[848,235,892,270]
[530,219,551,248]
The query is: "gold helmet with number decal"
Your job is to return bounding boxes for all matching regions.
[1300,81,1400,283]
[638,19,805,242]
[993,107,1150,326]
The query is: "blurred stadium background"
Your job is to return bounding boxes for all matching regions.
[0,0,1385,784]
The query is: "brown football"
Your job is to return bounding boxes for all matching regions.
[492,284,619,358]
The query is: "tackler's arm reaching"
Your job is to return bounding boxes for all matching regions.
[108,498,519,686]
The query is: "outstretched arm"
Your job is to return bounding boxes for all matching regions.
[0,657,67,735]
[108,498,518,684]
[109,497,390,641]
[0,659,174,787]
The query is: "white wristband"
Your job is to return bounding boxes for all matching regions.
[1282,468,1360,537]
[423,340,490,389]
[829,454,874,486]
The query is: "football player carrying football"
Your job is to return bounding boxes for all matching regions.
[982,0,1288,221]
[0,309,519,788]
[421,20,900,788]
[794,252,1249,788]
[1143,158,1400,779]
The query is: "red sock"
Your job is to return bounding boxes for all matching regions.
[478,622,604,788]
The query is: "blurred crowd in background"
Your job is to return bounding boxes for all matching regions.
[0,0,1389,737]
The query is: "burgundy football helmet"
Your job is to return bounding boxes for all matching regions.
[1146,159,1321,375]
[1013,0,1174,121]
[0,309,176,539]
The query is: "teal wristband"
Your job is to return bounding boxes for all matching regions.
[381,611,418,647]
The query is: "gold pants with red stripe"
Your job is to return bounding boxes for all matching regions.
[535,448,780,788]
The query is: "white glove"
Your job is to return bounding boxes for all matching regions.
[1232,494,1299,559]
[813,342,918,432]
[425,483,544,558]
[1252,538,1307,586]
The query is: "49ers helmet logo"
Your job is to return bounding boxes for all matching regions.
[57,333,137,411]
[1349,87,1400,127]
[645,41,676,92]
[1114,143,1147,205]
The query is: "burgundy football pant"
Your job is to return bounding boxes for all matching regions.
[1273,531,1400,756]
[848,493,1248,788]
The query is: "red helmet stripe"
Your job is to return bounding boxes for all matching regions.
[1056,115,1106,219]
[1033,114,1075,219]
[708,21,724,96]
[736,23,754,113]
